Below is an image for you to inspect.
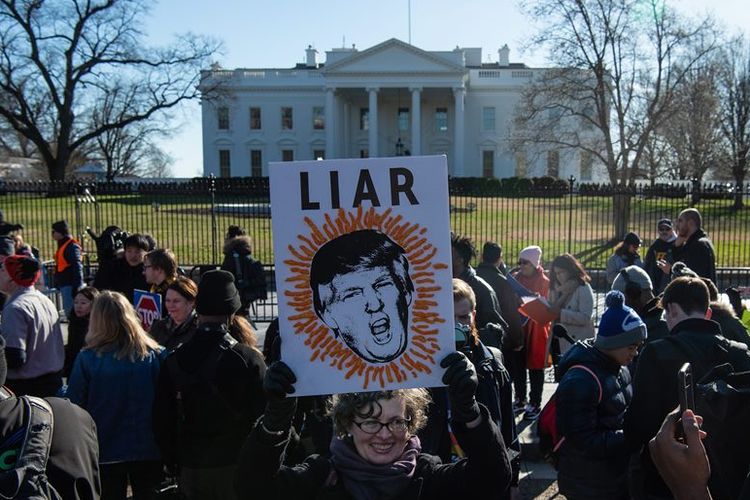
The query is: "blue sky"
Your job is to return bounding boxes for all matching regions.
[143,0,750,178]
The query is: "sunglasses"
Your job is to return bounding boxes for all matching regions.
[518,260,531,266]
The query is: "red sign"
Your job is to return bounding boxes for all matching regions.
[134,289,161,331]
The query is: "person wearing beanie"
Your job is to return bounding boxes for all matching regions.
[554,290,645,499]
[611,265,669,343]
[509,245,550,420]
[153,270,267,500]
[0,255,65,397]
[606,231,645,284]
[51,219,84,314]
[0,209,24,237]
[625,277,750,498]
[0,335,102,498]
[644,218,677,294]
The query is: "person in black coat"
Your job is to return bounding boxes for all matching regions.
[556,291,646,500]
[643,218,677,294]
[235,352,512,500]
[476,241,523,351]
[63,286,99,377]
[93,233,150,303]
[659,209,717,283]
[152,271,266,500]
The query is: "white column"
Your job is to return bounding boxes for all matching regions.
[343,101,351,158]
[325,87,336,159]
[410,87,422,156]
[453,87,465,176]
[368,87,379,157]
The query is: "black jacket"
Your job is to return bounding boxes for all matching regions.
[149,311,199,353]
[93,257,148,303]
[0,396,100,499]
[64,312,89,377]
[556,340,632,498]
[458,266,504,330]
[624,318,750,497]
[152,322,267,469]
[710,303,750,349]
[476,263,522,349]
[672,229,717,283]
[644,238,675,294]
[639,297,669,345]
[235,405,511,500]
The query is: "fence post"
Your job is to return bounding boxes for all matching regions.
[210,175,218,265]
[567,175,576,255]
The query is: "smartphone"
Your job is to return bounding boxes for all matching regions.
[676,363,694,440]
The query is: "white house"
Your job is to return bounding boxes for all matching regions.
[199,38,604,181]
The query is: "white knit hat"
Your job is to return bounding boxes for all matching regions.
[519,246,542,268]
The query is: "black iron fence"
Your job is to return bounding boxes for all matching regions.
[2,177,748,322]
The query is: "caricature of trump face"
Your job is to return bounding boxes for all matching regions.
[311,230,414,363]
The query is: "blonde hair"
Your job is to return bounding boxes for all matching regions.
[85,290,161,361]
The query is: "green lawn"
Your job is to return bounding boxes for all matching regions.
[3,191,748,269]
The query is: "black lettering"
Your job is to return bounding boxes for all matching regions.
[330,170,340,209]
[300,172,320,210]
[352,170,381,207]
[389,167,419,205]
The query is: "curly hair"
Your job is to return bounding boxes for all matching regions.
[327,388,431,437]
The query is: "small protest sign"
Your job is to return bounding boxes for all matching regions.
[270,155,454,396]
[134,289,161,331]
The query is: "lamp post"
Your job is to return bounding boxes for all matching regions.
[567,175,576,255]
[395,138,404,156]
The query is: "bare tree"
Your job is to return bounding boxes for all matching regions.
[717,34,750,209]
[0,0,221,181]
[512,0,718,237]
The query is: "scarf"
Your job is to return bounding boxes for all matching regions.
[552,277,580,309]
[329,435,421,500]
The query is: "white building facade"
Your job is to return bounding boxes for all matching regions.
[200,38,603,181]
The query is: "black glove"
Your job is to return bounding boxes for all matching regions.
[262,361,298,432]
[441,351,480,423]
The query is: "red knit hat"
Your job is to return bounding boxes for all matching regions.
[3,254,41,287]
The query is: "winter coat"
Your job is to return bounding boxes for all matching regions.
[476,263,524,350]
[93,256,148,304]
[549,282,595,355]
[624,318,750,498]
[672,229,717,282]
[458,266,505,330]
[54,236,83,289]
[638,298,669,345]
[606,252,645,285]
[512,268,550,370]
[150,311,199,352]
[63,311,89,377]
[556,340,632,499]
[710,303,750,348]
[235,405,512,500]
[644,238,675,294]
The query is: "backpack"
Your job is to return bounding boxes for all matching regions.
[537,364,602,466]
[232,253,267,305]
[0,389,62,500]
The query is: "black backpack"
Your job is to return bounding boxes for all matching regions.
[0,388,62,500]
[232,253,267,305]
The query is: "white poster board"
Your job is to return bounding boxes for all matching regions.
[270,155,454,396]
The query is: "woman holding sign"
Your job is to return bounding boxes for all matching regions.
[235,354,511,499]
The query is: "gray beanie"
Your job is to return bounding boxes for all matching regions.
[612,265,653,293]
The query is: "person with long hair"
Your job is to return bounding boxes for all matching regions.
[606,232,644,284]
[64,286,99,376]
[549,253,595,355]
[66,291,164,500]
[150,276,199,352]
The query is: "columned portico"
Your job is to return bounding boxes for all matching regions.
[325,87,336,158]
[410,87,422,156]
[367,87,379,157]
[453,87,466,176]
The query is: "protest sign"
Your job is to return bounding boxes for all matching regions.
[270,156,454,396]
[134,289,161,331]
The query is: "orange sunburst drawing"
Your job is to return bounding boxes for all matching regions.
[283,206,449,391]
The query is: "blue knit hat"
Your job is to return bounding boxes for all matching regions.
[595,291,647,350]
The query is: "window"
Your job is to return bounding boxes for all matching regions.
[219,149,231,177]
[218,107,230,130]
[482,150,494,178]
[515,152,527,177]
[313,107,325,130]
[282,149,294,162]
[482,107,495,131]
[398,108,409,132]
[281,107,293,130]
[360,108,369,131]
[313,149,325,160]
[360,149,369,158]
[580,151,593,181]
[547,150,560,178]
[251,150,262,177]
[435,108,448,132]
[250,107,261,130]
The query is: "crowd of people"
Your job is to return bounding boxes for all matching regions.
[0,206,748,500]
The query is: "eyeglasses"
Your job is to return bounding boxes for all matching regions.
[353,417,411,435]
[518,260,531,266]
[658,227,671,232]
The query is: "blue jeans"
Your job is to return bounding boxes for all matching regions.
[59,285,74,316]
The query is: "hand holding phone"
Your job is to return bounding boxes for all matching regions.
[676,363,695,440]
